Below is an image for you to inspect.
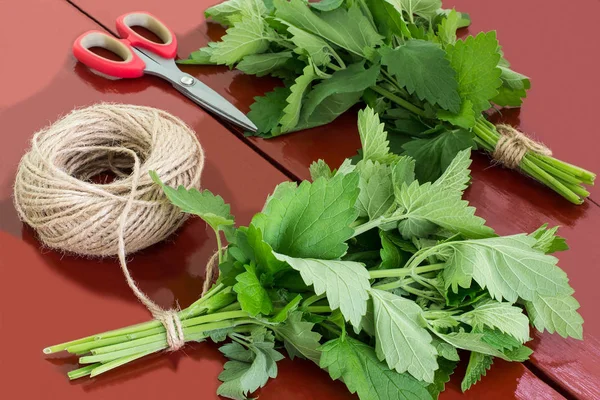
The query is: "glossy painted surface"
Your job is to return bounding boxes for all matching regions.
[68,0,600,397]
[0,2,588,400]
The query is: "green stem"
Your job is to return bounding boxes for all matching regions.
[371,85,426,117]
[303,294,326,308]
[369,263,445,279]
[305,306,332,313]
[216,231,224,264]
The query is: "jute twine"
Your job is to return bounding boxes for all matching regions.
[492,124,552,169]
[13,103,213,351]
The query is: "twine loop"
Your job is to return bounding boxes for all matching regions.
[14,103,208,351]
[492,124,552,169]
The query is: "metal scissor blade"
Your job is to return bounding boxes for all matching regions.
[176,81,257,133]
[133,48,257,132]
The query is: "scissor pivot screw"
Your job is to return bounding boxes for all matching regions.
[180,76,195,86]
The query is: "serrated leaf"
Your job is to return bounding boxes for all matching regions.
[179,45,217,65]
[309,159,334,181]
[217,334,284,400]
[210,15,273,66]
[356,160,395,220]
[402,129,475,183]
[247,86,290,136]
[492,66,531,107]
[370,289,438,382]
[427,358,457,399]
[442,234,574,303]
[280,64,316,132]
[252,172,360,259]
[205,0,267,25]
[432,337,460,361]
[394,151,494,239]
[381,40,461,112]
[274,253,370,328]
[358,106,393,163]
[382,0,441,21]
[437,99,477,129]
[529,224,569,254]
[297,62,380,130]
[273,311,322,363]
[380,230,408,269]
[446,31,502,115]
[283,23,332,66]
[150,171,234,232]
[437,9,461,46]
[458,300,530,343]
[237,52,293,77]
[274,0,382,58]
[320,337,434,400]
[366,0,410,40]
[233,263,274,316]
[461,352,493,392]
[525,293,583,339]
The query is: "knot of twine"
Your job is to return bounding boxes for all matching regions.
[492,124,552,169]
[14,103,207,351]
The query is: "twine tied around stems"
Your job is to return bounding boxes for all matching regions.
[492,124,553,169]
[13,103,210,352]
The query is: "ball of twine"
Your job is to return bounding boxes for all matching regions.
[14,103,204,256]
[14,103,206,351]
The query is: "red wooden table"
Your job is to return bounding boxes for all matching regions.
[0,0,597,399]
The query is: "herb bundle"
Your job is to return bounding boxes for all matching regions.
[46,107,583,399]
[181,0,595,204]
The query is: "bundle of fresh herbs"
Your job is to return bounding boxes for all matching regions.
[181,0,595,204]
[46,107,582,399]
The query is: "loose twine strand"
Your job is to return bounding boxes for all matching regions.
[492,124,552,169]
[14,103,212,352]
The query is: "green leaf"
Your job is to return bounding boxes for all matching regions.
[253,172,360,259]
[432,338,460,361]
[273,311,322,363]
[358,106,393,163]
[179,45,217,65]
[529,224,569,254]
[237,52,293,77]
[458,300,530,343]
[248,86,290,136]
[236,225,288,275]
[284,23,332,66]
[309,159,334,181]
[437,99,477,129]
[431,331,508,359]
[274,253,370,327]
[320,337,434,400]
[274,0,382,58]
[380,230,408,269]
[297,62,381,130]
[217,332,284,400]
[205,0,267,25]
[310,0,344,11]
[524,294,583,339]
[370,289,438,382]
[270,294,302,323]
[437,9,461,46]
[234,263,274,316]
[492,66,531,107]
[402,129,475,183]
[441,234,574,303]
[461,352,493,392]
[382,0,441,21]
[381,40,461,112]
[150,172,234,232]
[210,15,273,66]
[446,31,502,115]
[395,151,494,239]
[280,65,317,132]
[356,161,395,220]
[427,358,457,399]
[366,0,410,40]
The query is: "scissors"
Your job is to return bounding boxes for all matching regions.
[73,11,257,132]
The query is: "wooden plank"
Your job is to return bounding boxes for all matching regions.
[67,0,600,397]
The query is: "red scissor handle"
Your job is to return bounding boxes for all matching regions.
[72,31,146,79]
[116,12,178,59]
